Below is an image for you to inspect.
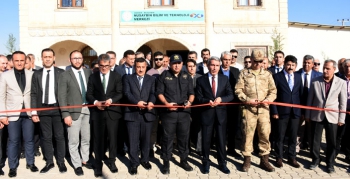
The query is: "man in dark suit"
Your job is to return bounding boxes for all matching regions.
[114,50,136,156]
[305,59,347,173]
[197,48,210,75]
[295,55,322,152]
[115,50,135,76]
[106,51,118,72]
[186,59,202,155]
[268,51,285,75]
[218,51,240,157]
[31,48,67,173]
[335,58,346,77]
[58,50,92,176]
[86,54,123,177]
[123,58,157,175]
[267,50,285,151]
[0,51,38,177]
[196,56,233,174]
[271,55,303,168]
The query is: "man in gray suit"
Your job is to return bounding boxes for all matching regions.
[58,50,92,176]
[0,51,38,177]
[305,59,347,173]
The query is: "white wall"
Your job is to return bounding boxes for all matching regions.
[288,26,350,69]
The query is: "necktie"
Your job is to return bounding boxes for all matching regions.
[277,68,280,73]
[127,67,131,75]
[304,73,309,88]
[288,74,293,91]
[44,70,50,104]
[138,76,143,90]
[102,74,106,93]
[78,71,87,104]
[18,72,25,92]
[212,76,216,97]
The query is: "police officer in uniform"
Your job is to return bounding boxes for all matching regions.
[235,49,277,172]
[156,54,195,174]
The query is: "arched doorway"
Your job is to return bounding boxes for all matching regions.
[49,40,98,68]
[137,38,189,60]
[81,46,98,67]
[136,45,152,58]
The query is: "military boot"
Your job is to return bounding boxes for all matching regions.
[242,156,251,172]
[259,154,275,172]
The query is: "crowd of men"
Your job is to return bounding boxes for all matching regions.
[0,47,349,178]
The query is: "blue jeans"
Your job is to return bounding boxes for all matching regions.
[8,117,34,169]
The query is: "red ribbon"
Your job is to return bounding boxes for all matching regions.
[0,102,348,114]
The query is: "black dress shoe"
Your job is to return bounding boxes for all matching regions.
[309,161,319,170]
[327,166,335,173]
[35,149,41,157]
[219,164,230,174]
[107,162,118,173]
[195,151,203,156]
[26,164,39,172]
[162,160,170,174]
[58,163,67,173]
[179,161,193,171]
[129,166,138,175]
[149,150,155,158]
[82,162,93,169]
[202,162,210,174]
[74,167,84,176]
[8,168,16,178]
[227,150,241,158]
[20,152,25,159]
[94,169,103,178]
[141,162,152,170]
[40,163,54,173]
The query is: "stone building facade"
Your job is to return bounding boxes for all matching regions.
[19,0,288,68]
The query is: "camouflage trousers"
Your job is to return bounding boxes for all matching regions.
[241,107,271,157]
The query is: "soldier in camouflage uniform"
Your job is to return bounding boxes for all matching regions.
[235,49,277,172]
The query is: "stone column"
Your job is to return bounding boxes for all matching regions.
[204,0,213,49]
[111,0,120,56]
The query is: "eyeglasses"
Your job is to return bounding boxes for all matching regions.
[253,60,263,63]
[232,55,238,58]
[314,63,320,66]
[99,65,110,69]
[71,57,83,61]
[154,58,163,61]
[244,61,251,64]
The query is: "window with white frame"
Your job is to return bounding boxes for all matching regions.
[238,0,261,6]
[60,0,84,8]
[235,46,268,64]
[149,0,174,6]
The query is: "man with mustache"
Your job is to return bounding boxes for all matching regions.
[271,55,303,168]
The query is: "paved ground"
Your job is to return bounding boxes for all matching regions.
[3,134,350,179]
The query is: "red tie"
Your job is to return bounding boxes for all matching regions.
[212,76,216,97]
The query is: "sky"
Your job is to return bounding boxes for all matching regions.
[0,0,349,54]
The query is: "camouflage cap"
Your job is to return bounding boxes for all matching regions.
[170,54,182,64]
[251,49,265,62]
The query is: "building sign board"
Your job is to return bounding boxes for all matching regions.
[120,10,205,22]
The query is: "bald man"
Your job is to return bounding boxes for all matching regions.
[0,55,8,73]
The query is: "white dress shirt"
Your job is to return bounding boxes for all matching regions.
[202,63,209,74]
[71,67,87,96]
[283,70,294,89]
[42,66,56,104]
[301,69,312,89]
[208,73,218,97]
